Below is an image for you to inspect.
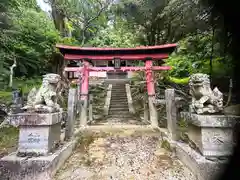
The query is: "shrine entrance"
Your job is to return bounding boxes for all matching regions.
[56,44,177,127]
[107,59,127,79]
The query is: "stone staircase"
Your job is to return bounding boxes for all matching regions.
[108,81,131,118]
[103,80,145,125]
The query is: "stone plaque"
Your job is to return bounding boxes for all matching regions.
[18,123,61,155]
[18,126,49,154]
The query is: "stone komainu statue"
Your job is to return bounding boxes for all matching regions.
[189,73,223,114]
[22,73,63,113]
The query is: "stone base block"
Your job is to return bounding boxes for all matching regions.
[181,112,239,157]
[9,113,62,156]
[0,140,77,180]
[175,142,228,180]
[18,123,61,156]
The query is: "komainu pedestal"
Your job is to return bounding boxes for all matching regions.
[8,112,62,156]
[181,112,239,157]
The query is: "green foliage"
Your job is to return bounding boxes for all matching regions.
[0,91,12,104]
[114,0,209,45]
[166,32,232,78]
[0,77,42,104]
[0,1,63,85]
[12,77,42,94]
[11,9,60,76]
[89,26,140,47]
[47,0,111,45]
[167,76,190,85]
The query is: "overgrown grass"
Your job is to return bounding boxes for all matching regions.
[0,126,19,157]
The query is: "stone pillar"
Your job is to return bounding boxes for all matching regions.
[104,84,112,115]
[143,96,149,123]
[145,60,158,127]
[165,89,178,141]
[80,61,89,126]
[8,113,62,156]
[125,84,135,114]
[88,94,93,122]
[65,88,77,140]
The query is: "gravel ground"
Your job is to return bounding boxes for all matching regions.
[54,130,196,180]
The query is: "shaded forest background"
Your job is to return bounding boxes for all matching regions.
[0,0,238,103]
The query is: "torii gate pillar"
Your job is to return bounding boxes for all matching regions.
[145,60,158,127]
[80,61,90,126]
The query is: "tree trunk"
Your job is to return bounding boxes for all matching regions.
[9,57,16,88]
[50,0,66,36]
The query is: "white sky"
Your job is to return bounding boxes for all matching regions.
[36,0,52,12]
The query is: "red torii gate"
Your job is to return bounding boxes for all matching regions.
[56,44,177,126]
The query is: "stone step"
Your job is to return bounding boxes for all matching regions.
[110,98,128,104]
[111,97,127,99]
[111,90,126,93]
[110,101,128,104]
[109,109,129,113]
[109,113,130,116]
[111,99,128,101]
[110,103,128,106]
[112,89,126,91]
[111,98,128,101]
[109,107,128,110]
[111,94,127,97]
[109,104,129,108]
[109,107,129,111]
[111,96,127,101]
[110,99,128,101]
[111,93,126,95]
[109,105,129,108]
[111,95,126,97]
[107,114,134,118]
[111,100,128,103]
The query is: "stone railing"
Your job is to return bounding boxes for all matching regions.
[125,84,135,114]
[103,84,112,115]
[65,88,78,140]
[153,89,184,141]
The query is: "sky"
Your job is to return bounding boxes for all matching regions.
[36,0,52,12]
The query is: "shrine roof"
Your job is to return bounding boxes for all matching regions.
[56,43,177,60]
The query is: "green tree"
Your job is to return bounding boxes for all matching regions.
[46,0,112,44]
[88,25,140,47]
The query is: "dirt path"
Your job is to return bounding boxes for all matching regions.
[54,128,195,180]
